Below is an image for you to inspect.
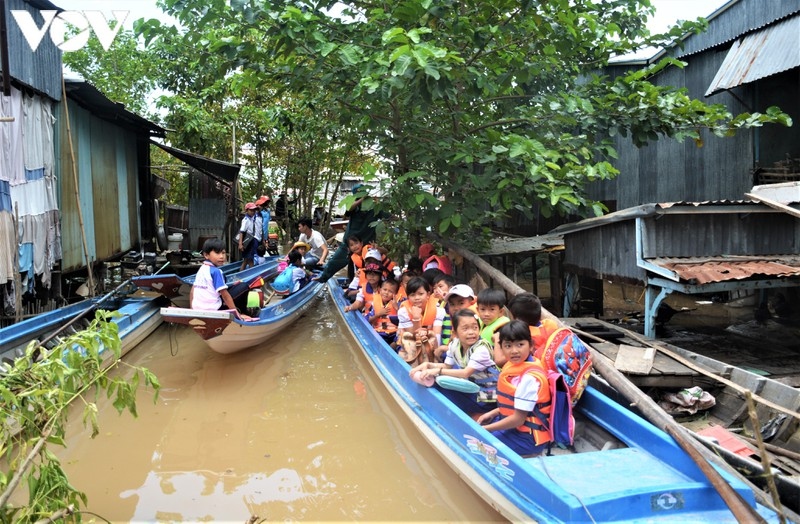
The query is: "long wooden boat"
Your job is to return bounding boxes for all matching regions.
[160,276,322,354]
[0,288,167,366]
[326,279,782,522]
[132,257,280,308]
[562,317,800,514]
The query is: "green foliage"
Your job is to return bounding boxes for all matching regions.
[0,311,160,522]
[131,0,791,250]
[62,29,162,118]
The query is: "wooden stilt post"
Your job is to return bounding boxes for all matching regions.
[61,75,95,296]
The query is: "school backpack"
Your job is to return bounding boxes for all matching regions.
[541,327,592,407]
[270,266,295,295]
[544,370,575,452]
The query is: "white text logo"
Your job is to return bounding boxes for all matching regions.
[11,10,129,52]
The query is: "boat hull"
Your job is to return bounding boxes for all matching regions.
[0,291,167,364]
[161,280,322,354]
[133,258,279,307]
[326,280,780,523]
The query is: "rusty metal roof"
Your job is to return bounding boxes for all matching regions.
[706,15,800,96]
[652,256,800,285]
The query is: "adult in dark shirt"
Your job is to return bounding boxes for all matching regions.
[317,184,386,283]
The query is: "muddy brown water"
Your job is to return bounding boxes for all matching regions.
[57,298,503,522]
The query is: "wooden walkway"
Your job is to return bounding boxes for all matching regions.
[563,317,716,390]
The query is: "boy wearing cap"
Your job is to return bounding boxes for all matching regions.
[297,217,329,269]
[238,202,263,270]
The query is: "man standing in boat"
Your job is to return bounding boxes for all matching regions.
[316,184,386,283]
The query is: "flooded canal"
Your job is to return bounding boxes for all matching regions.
[58,297,503,522]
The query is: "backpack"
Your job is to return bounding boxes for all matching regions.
[545,370,575,452]
[541,327,592,406]
[529,366,575,451]
[270,266,295,295]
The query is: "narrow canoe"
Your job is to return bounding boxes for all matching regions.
[161,277,322,354]
[0,289,167,365]
[326,279,780,523]
[133,257,280,308]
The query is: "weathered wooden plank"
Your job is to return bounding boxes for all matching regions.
[615,345,656,375]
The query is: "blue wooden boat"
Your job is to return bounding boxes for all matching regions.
[160,273,322,354]
[0,287,167,366]
[132,257,280,308]
[326,280,781,522]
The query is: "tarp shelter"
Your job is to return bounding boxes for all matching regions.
[151,141,241,253]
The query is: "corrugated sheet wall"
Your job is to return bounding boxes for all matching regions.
[564,210,800,283]
[4,0,62,100]
[591,31,798,208]
[188,171,229,252]
[56,99,141,272]
[677,0,800,58]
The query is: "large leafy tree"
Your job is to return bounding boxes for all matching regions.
[140,0,788,245]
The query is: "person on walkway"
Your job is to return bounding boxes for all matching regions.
[297,217,329,269]
[316,184,387,283]
[238,202,262,271]
[255,195,272,247]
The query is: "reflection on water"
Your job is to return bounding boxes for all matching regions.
[59,298,503,522]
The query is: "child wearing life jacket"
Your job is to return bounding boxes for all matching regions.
[345,263,383,313]
[433,284,477,362]
[271,249,310,296]
[367,278,400,348]
[410,308,500,415]
[278,241,311,272]
[432,273,456,351]
[396,277,445,365]
[506,292,560,364]
[477,288,511,345]
[478,320,552,457]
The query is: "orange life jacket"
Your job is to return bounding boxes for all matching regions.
[403,295,439,328]
[360,281,377,312]
[371,294,398,334]
[497,360,552,445]
[531,318,560,361]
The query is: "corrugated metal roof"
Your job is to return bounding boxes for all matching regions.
[653,256,800,284]
[550,200,795,236]
[705,16,800,96]
[480,234,564,256]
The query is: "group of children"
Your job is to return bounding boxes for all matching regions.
[339,240,564,457]
[193,222,571,456]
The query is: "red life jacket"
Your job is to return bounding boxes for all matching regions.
[423,254,453,275]
[496,360,552,445]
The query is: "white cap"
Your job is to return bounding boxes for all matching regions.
[365,248,382,261]
[444,284,475,301]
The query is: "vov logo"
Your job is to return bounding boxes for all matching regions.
[11,10,129,52]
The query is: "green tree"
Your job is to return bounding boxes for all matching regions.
[62,29,160,118]
[0,312,159,522]
[139,0,790,247]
